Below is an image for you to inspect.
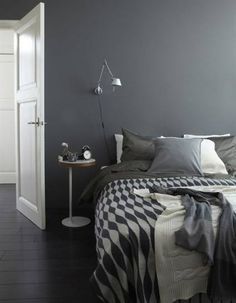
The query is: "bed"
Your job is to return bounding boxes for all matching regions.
[81,130,236,303]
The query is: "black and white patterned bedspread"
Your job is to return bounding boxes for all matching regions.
[91,176,236,303]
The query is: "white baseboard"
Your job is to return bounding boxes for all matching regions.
[0,172,16,184]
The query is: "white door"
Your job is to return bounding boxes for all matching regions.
[15,3,45,229]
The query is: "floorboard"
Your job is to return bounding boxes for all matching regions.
[0,184,100,303]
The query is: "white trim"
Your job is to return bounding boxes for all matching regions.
[0,172,16,184]
[0,24,16,183]
[18,196,42,227]
[0,20,18,29]
[14,26,19,218]
[38,2,45,230]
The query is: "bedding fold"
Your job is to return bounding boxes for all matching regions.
[157,187,236,301]
[135,187,236,303]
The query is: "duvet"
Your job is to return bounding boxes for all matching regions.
[80,161,236,303]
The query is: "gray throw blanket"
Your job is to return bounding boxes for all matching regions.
[152,186,236,301]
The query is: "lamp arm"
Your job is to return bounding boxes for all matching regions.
[97,59,114,85]
[97,64,105,85]
[95,59,118,95]
[104,59,114,78]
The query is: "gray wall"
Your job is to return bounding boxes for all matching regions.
[1,0,236,208]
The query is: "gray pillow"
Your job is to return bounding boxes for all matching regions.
[148,138,203,176]
[121,128,157,161]
[210,136,236,174]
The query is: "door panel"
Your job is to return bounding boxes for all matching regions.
[15,3,45,229]
[19,101,37,205]
[0,29,14,53]
[0,111,15,183]
[18,23,36,88]
[0,55,14,109]
[0,46,16,183]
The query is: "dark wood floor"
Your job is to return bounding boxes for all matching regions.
[0,184,100,303]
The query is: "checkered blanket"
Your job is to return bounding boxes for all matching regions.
[91,176,236,303]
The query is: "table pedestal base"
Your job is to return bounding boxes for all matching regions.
[61,216,91,228]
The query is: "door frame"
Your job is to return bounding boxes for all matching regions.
[0,21,18,29]
[0,21,17,184]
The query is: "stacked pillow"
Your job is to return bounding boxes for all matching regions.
[184,134,230,139]
[199,139,228,174]
[120,129,157,162]
[184,134,236,175]
[148,137,203,176]
[211,136,236,174]
[114,134,123,163]
[114,129,234,176]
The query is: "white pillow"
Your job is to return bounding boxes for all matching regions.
[114,134,123,163]
[201,139,228,174]
[184,133,230,138]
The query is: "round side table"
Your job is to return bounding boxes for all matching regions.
[58,159,96,227]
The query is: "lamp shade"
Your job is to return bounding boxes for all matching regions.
[112,78,122,87]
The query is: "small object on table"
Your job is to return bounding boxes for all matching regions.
[58,158,96,227]
[60,143,93,162]
[61,142,69,158]
[60,142,78,162]
[78,145,92,160]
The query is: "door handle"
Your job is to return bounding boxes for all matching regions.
[27,118,47,126]
[27,121,39,126]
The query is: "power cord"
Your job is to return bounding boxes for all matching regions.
[97,95,112,164]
